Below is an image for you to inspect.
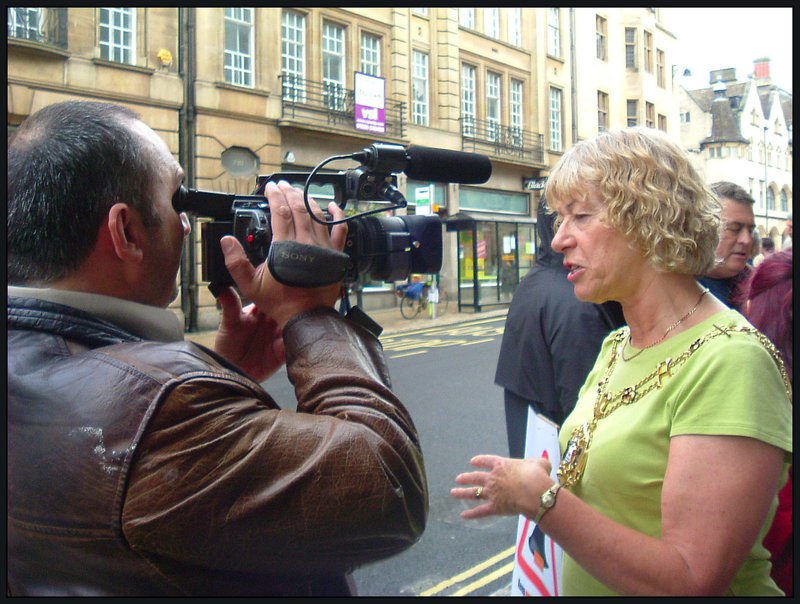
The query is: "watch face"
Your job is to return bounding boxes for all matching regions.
[542,490,555,507]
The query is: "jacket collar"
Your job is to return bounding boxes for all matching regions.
[8,286,184,343]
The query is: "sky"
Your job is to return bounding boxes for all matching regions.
[661,7,793,93]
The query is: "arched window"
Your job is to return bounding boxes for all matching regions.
[766,186,776,211]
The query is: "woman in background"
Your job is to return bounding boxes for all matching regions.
[743,248,793,596]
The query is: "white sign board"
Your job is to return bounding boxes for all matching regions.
[510,409,564,596]
[415,184,433,215]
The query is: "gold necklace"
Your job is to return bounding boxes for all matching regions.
[621,288,709,362]
[556,323,791,490]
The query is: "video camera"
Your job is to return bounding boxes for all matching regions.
[172,142,492,296]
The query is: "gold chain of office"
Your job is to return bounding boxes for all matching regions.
[557,323,792,490]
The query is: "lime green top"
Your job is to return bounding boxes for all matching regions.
[558,310,792,596]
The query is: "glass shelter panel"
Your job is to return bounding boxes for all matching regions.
[498,222,518,302]
[517,224,536,279]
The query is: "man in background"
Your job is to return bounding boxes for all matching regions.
[753,236,775,266]
[699,181,756,311]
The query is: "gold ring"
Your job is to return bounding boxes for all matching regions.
[475,487,483,500]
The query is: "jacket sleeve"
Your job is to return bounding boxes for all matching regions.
[121,307,428,576]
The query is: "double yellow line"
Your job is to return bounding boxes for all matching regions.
[419,546,515,596]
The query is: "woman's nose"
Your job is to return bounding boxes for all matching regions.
[551,221,569,254]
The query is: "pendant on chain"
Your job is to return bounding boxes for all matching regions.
[558,421,592,487]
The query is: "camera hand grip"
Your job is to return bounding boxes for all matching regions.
[267,240,349,288]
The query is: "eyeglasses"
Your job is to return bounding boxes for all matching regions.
[723,222,756,237]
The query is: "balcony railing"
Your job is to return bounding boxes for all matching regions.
[280,74,406,140]
[460,117,544,165]
[7,7,68,49]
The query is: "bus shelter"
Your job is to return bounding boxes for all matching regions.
[444,212,537,312]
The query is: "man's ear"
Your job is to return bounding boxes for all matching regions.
[106,203,145,263]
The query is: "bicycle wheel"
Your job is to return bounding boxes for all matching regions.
[400,294,422,319]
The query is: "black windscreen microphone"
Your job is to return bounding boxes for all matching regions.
[404,145,492,184]
[354,143,492,185]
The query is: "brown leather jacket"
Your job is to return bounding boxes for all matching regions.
[7,296,428,596]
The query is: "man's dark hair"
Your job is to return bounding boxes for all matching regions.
[8,100,162,284]
[710,181,755,207]
[762,237,775,252]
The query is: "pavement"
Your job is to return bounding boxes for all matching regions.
[184,304,509,347]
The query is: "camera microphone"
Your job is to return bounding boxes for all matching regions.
[404,145,492,184]
[354,143,492,185]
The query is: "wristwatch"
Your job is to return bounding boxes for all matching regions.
[534,483,562,524]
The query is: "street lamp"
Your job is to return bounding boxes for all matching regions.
[763,125,769,233]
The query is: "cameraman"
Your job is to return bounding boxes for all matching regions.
[7,100,427,596]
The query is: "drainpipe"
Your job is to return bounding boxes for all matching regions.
[569,8,578,144]
[178,7,198,331]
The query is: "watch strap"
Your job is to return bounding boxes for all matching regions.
[534,483,562,524]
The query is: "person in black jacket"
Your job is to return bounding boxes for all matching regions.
[494,199,624,457]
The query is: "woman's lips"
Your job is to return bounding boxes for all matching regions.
[565,262,585,282]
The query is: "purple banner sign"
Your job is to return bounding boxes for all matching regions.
[354,71,386,134]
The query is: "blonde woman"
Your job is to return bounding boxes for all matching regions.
[452,128,791,596]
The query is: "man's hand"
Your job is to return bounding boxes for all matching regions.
[220,180,347,330]
[213,286,285,382]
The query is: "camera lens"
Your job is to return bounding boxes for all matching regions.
[346,215,442,282]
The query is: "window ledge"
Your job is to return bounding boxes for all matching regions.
[215,82,270,97]
[91,57,155,75]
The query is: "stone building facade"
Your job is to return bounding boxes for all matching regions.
[678,58,792,248]
[9,7,680,330]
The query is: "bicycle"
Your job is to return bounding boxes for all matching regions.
[396,279,450,319]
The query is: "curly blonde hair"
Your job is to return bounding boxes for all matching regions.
[545,127,721,275]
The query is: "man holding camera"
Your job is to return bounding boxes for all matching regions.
[7,100,427,596]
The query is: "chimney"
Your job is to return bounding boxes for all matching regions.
[754,57,771,81]
[712,74,728,100]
